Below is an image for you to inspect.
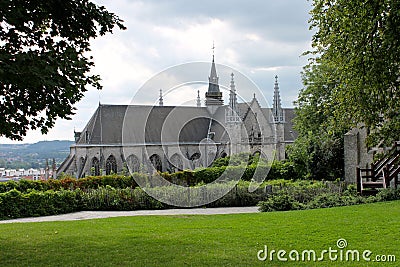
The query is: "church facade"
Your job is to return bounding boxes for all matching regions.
[58,56,297,177]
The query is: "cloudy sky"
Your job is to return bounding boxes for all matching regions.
[1,0,314,144]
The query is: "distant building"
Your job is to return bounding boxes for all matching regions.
[0,158,57,181]
[0,168,47,181]
[58,54,297,177]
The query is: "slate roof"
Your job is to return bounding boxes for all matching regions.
[77,105,226,145]
[75,104,296,145]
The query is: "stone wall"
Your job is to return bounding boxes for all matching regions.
[344,127,373,183]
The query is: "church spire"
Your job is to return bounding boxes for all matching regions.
[208,53,219,93]
[205,44,223,106]
[272,75,284,123]
[226,72,240,124]
[196,90,201,107]
[159,89,164,106]
[229,73,238,111]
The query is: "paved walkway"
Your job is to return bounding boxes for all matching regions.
[0,206,259,224]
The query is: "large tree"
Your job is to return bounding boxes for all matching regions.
[288,63,346,180]
[288,0,400,179]
[0,0,125,140]
[305,0,400,147]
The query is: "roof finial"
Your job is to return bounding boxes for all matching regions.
[228,72,238,112]
[230,73,236,93]
[212,41,215,60]
[196,90,201,107]
[159,89,164,106]
[272,75,284,123]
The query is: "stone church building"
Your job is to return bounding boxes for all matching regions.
[58,56,297,177]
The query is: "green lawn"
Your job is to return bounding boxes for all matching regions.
[0,201,399,266]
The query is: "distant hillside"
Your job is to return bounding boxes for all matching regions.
[26,140,73,152]
[0,140,74,169]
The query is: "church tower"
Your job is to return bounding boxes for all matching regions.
[205,53,223,107]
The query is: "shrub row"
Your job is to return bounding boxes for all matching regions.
[0,174,142,193]
[258,185,400,212]
[0,181,276,219]
[70,181,272,211]
[0,189,80,219]
[0,161,299,194]
[2,179,399,220]
[161,161,300,186]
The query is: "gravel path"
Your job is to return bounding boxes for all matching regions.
[0,206,259,224]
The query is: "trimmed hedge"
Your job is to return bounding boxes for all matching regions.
[1,178,400,220]
[258,185,400,212]
[0,174,142,193]
[78,181,270,211]
[161,161,299,186]
[0,181,274,219]
[0,189,80,219]
[0,160,299,194]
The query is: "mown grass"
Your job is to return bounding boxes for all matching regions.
[0,201,399,266]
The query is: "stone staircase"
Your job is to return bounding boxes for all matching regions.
[357,141,400,195]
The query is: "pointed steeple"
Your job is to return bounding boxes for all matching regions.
[159,89,164,106]
[205,45,223,106]
[229,73,238,111]
[208,55,220,93]
[272,75,285,123]
[196,90,201,107]
[226,72,240,123]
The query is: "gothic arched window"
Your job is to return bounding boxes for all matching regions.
[149,154,162,172]
[106,155,117,175]
[91,157,100,176]
[79,157,85,178]
[126,154,140,173]
[190,153,202,169]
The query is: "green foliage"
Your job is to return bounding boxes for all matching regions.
[1,175,400,220]
[0,174,140,193]
[80,186,165,211]
[268,160,303,180]
[286,131,345,180]
[257,194,302,212]
[289,63,347,180]
[375,187,400,202]
[291,0,400,179]
[0,1,125,140]
[259,182,400,212]
[0,181,274,219]
[210,157,230,167]
[306,0,400,148]
[0,189,80,219]
[162,161,299,186]
[211,152,266,167]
